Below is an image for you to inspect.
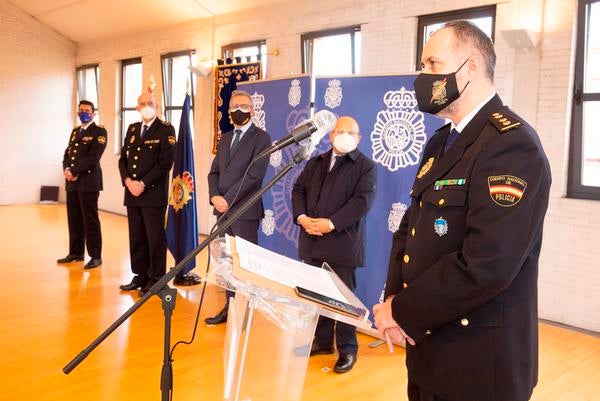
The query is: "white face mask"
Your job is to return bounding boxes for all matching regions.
[140,106,156,121]
[333,132,358,154]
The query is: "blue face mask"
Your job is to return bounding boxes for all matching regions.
[78,111,93,123]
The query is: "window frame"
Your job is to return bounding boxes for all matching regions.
[119,57,142,150]
[301,25,361,75]
[568,0,600,200]
[160,49,196,125]
[221,39,267,60]
[415,5,496,71]
[76,63,99,112]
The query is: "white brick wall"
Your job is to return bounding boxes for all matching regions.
[4,0,598,332]
[0,0,76,205]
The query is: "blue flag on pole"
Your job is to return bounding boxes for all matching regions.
[166,94,198,275]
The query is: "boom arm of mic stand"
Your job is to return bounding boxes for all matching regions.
[63,150,306,374]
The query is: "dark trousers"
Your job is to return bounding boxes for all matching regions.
[223,219,259,301]
[408,381,451,401]
[126,206,167,283]
[66,191,101,258]
[305,258,358,355]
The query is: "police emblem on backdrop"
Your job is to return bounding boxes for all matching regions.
[288,79,302,107]
[261,209,276,236]
[268,107,313,244]
[431,78,449,106]
[251,92,266,130]
[324,79,343,109]
[388,202,408,233]
[169,171,195,212]
[434,217,448,236]
[488,175,527,207]
[371,87,428,172]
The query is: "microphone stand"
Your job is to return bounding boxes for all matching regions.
[63,149,306,401]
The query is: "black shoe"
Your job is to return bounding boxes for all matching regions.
[119,276,146,291]
[174,272,202,286]
[310,343,335,356]
[333,353,357,373]
[57,254,84,263]
[84,258,102,269]
[205,306,228,325]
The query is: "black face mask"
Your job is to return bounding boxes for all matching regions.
[229,109,251,126]
[414,58,470,115]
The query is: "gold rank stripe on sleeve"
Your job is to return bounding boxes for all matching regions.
[489,111,522,133]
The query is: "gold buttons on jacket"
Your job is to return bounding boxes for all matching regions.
[73,150,77,153]
[133,165,137,169]
[403,254,410,263]
[134,156,138,160]
[425,330,431,335]
[411,228,416,237]
[75,143,79,147]
[137,147,141,151]
[132,173,137,178]
[71,157,75,160]
[438,198,445,206]
[409,189,413,196]
[460,318,469,327]
[403,282,408,289]
[419,201,423,208]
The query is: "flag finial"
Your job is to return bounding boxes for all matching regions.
[147,74,157,94]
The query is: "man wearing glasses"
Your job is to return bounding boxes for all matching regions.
[205,89,272,325]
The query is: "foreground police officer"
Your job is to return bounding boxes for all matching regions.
[57,100,106,269]
[374,21,551,401]
[118,91,175,296]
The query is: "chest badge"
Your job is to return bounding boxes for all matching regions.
[434,217,448,237]
[417,157,435,179]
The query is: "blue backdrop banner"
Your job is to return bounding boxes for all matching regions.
[313,75,444,314]
[238,76,313,259]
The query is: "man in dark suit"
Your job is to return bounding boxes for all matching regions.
[118,92,175,296]
[292,116,377,373]
[205,89,271,324]
[373,21,551,401]
[57,100,107,269]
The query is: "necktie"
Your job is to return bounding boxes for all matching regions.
[443,128,460,154]
[329,155,340,172]
[229,129,242,157]
[141,125,149,138]
[78,127,85,140]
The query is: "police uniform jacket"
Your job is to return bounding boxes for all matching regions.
[384,95,551,401]
[292,148,377,268]
[62,122,107,192]
[118,119,175,207]
[207,124,271,221]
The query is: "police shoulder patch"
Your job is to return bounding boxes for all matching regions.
[489,110,522,134]
[488,175,527,207]
[97,136,106,144]
[168,136,176,145]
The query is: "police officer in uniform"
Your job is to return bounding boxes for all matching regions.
[373,21,551,401]
[118,91,175,295]
[57,100,106,269]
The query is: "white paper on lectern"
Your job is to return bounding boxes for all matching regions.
[230,235,349,304]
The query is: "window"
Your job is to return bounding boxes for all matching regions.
[569,0,600,199]
[161,50,196,135]
[222,39,267,75]
[416,6,496,70]
[76,64,99,121]
[302,26,361,75]
[120,57,142,150]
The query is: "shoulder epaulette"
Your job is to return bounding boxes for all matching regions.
[490,110,522,134]
[97,124,105,129]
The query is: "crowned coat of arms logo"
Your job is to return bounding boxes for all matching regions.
[371,87,427,172]
[251,92,266,130]
[169,171,195,212]
[388,202,408,232]
[324,79,343,109]
[288,79,301,107]
[261,209,276,236]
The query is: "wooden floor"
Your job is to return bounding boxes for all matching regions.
[1,204,599,401]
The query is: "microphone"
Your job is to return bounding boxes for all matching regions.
[254,110,337,161]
